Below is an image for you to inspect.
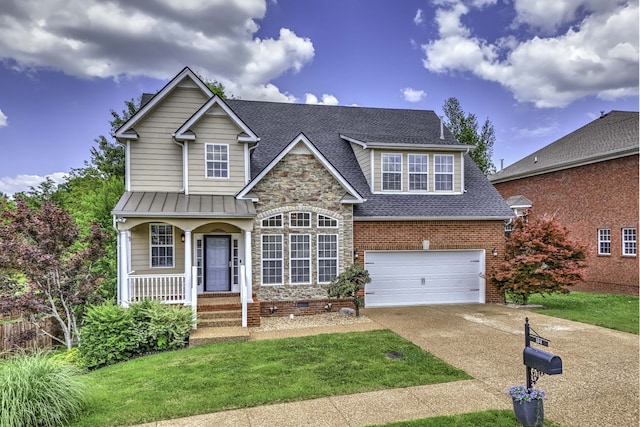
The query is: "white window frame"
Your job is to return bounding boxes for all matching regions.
[382,153,402,191]
[434,155,454,191]
[622,228,637,256]
[317,234,338,283]
[598,229,611,255]
[408,154,428,192]
[149,223,174,268]
[205,143,229,179]
[261,234,283,285]
[289,234,311,284]
[289,211,311,228]
[317,214,338,228]
[261,213,283,228]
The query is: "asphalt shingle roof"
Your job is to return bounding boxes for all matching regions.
[491,111,639,183]
[226,100,512,219]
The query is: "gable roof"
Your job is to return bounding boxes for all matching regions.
[174,95,259,143]
[491,111,639,184]
[114,67,212,141]
[505,195,532,208]
[226,99,512,220]
[237,132,364,203]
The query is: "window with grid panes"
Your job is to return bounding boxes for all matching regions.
[317,234,338,283]
[150,224,174,267]
[290,234,311,283]
[261,235,283,284]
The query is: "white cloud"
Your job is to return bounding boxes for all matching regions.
[422,0,639,108]
[0,0,314,102]
[0,109,7,127]
[513,122,559,139]
[305,93,339,105]
[402,87,427,102]
[414,9,424,25]
[0,172,67,197]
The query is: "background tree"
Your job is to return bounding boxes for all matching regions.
[491,214,587,305]
[442,97,496,175]
[0,200,108,348]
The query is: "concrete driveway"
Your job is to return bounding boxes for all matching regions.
[361,304,639,427]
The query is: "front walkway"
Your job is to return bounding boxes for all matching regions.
[139,304,639,427]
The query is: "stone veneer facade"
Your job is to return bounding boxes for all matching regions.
[250,149,354,301]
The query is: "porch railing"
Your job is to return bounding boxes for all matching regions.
[127,274,186,304]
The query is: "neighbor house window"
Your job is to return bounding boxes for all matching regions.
[261,235,283,284]
[598,229,611,255]
[622,228,636,256]
[408,154,428,191]
[382,153,402,191]
[150,224,174,268]
[434,155,454,191]
[290,234,311,284]
[317,234,338,283]
[261,213,283,228]
[289,212,311,228]
[317,214,338,228]
[205,143,229,178]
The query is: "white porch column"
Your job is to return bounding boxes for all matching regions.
[119,230,129,306]
[244,230,253,302]
[184,230,192,303]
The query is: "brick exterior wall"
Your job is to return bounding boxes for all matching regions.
[353,220,507,303]
[259,298,355,317]
[250,149,354,301]
[493,155,639,295]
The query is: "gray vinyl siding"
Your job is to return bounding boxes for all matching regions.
[372,150,462,193]
[129,86,209,191]
[130,224,185,275]
[350,142,371,188]
[188,106,247,195]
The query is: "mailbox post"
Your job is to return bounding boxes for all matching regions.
[523,317,562,389]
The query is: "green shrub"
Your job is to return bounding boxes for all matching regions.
[80,300,194,368]
[79,302,138,368]
[129,299,193,352]
[0,351,86,427]
[327,263,371,316]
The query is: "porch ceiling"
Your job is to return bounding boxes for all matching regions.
[112,192,256,218]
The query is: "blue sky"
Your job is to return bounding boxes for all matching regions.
[0,0,638,195]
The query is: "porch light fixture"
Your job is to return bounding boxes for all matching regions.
[492,247,498,257]
[180,232,185,243]
[353,249,359,259]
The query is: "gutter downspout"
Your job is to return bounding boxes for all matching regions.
[172,137,188,194]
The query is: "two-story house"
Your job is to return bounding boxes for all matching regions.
[112,67,512,327]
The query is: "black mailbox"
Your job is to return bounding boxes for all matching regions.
[523,346,563,375]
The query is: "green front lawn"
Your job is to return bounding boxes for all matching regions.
[71,330,469,426]
[525,292,639,334]
[373,410,562,426]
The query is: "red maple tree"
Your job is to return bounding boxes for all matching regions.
[492,214,587,305]
[0,199,107,348]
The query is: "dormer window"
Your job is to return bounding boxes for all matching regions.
[434,155,454,191]
[382,153,402,191]
[408,154,428,191]
[205,143,229,178]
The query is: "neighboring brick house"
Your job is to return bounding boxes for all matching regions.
[112,67,512,326]
[491,111,639,295]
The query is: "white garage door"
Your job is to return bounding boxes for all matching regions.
[364,250,485,307]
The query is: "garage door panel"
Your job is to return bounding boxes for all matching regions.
[364,250,484,307]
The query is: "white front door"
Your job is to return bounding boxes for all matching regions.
[204,235,231,292]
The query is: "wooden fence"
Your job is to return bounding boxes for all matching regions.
[0,316,55,352]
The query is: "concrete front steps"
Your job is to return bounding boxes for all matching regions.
[189,294,250,347]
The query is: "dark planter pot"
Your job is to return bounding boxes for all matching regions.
[512,398,544,427]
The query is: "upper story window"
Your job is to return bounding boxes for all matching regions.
[623,228,636,256]
[434,155,454,191]
[598,229,611,255]
[318,214,338,228]
[261,214,283,228]
[382,153,402,191]
[205,143,229,178]
[150,224,174,268]
[408,154,428,191]
[290,212,311,228]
